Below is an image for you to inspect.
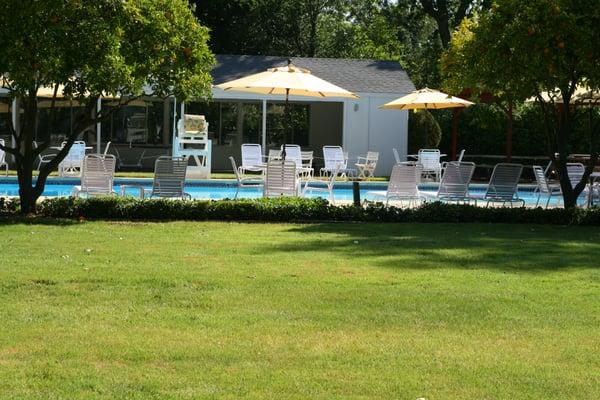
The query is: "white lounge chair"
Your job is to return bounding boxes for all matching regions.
[392,148,402,164]
[365,162,423,206]
[321,146,354,178]
[58,141,86,177]
[268,149,282,161]
[301,151,314,178]
[0,139,8,176]
[241,143,265,175]
[476,163,524,207]
[533,165,562,208]
[72,154,117,197]
[33,141,58,170]
[229,156,263,199]
[430,161,476,203]
[145,156,191,200]
[417,149,442,182]
[355,151,379,179]
[281,144,313,178]
[263,160,298,197]
[566,162,585,188]
[302,163,341,204]
[441,149,465,173]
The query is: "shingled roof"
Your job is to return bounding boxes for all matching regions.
[213,55,415,95]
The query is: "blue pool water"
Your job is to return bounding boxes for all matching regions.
[0,177,577,207]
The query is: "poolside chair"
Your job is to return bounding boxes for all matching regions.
[427,161,475,203]
[365,162,424,206]
[566,162,585,188]
[240,143,265,175]
[301,151,314,178]
[302,163,341,204]
[72,154,117,197]
[441,149,465,173]
[58,141,86,177]
[321,146,354,178]
[417,149,442,182]
[392,148,402,164]
[145,156,191,200]
[281,144,313,178]
[355,151,379,179]
[0,139,8,176]
[532,165,562,208]
[32,141,57,170]
[263,160,298,197]
[229,156,263,199]
[268,149,282,161]
[476,163,525,207]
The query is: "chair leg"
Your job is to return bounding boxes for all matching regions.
[234,186,240,200]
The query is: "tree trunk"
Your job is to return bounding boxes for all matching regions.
[16,156,40,215]
[506,103,513,162]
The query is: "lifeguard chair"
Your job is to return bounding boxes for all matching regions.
[173,114,212,179]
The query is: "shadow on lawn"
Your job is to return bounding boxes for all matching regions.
[266,223,600,273]
[0,216,78,226]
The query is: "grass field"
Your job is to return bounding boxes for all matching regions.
[0,220,598,399]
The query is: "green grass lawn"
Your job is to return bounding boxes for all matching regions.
[0,221,598,399]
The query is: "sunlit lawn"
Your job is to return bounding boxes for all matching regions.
[0,221,598,399]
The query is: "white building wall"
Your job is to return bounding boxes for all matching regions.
[212,88,410,176]
[343,92,409,176]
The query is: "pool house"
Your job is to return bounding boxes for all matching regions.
[0,55,415,176]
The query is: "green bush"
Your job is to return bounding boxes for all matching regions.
[0,196,588,226]
[408,110,442,154]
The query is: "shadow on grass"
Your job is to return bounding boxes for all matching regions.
[264,223,600,273]
[0,216,79,226]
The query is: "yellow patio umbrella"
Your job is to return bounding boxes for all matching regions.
[380,87,474,110]
[381,88,474,161]
[216,60,358,158]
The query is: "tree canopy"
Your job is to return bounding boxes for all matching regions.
[441,0,600,207]
[0,0,215,213]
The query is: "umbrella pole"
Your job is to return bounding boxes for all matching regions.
[282,88,290,161]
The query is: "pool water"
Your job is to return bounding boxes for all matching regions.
[0,177,584,207]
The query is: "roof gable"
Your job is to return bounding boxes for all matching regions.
[213,55,415,95]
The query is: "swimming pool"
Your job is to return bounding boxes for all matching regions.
[0,177,579,207]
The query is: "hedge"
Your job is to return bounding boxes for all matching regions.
[1,196,599,225]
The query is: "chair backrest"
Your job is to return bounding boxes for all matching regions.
[365,151,379,167]
[457,149,466,162]
[566,163,585,188]
[438,161,476,198]
[229,156,242,183]
[533,165,551,194]
[485,163,523,201]
[80,154,116,194]
[268,149,282,161]
[103,141,112,157]
[151,156,188,198]
[282,144,302,167]
[241,144,263,167]
[388,162,422,198]
[392,148,402,164]
[301,151,313,168]
[418,149,441,170]
[64,141,86,163]
[323,146,346,170]
[264,160,297,197]
[0,139,6,165]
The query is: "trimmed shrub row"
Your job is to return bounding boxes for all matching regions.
[0,196,599,225]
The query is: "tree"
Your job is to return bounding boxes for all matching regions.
[441,0,600,208]
[0,0,214,214]
[417,0,492,48]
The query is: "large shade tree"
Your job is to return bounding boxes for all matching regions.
[0,0,214,214]
[441,0,600,208]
